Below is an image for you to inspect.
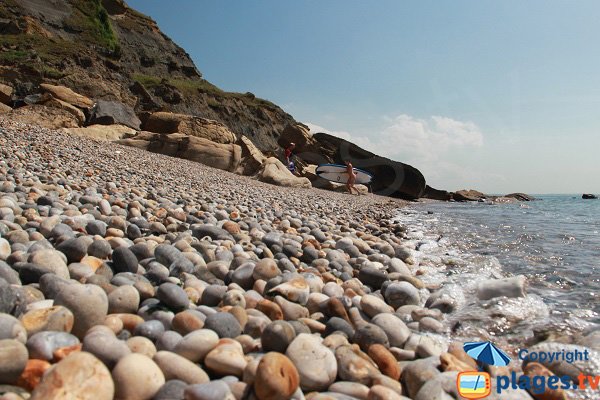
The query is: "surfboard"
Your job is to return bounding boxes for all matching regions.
[316,164,373,185]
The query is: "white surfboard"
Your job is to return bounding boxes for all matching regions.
[316,163,373,185]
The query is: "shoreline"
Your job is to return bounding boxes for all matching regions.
[0,119,598,400]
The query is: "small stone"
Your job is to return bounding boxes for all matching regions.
[523,362,568,400]
[253,258,281,281]
[368,385,405,400]
[82,327,131,368]
[184,380,235,400]
[134,320,166,342]
[361,294,394,318]
[174,329,219,363]
[171,310,205,335]
[371,313,411,348]
[329,381,370,399]
[156,282,189,311]
[20,306,74,336]
[126,336,157,358]
[16,359,51,392]
[204,312,242,338]
[358,267,388,290]
[153,350,210,384]
[286,333,337,391]
[0,313,27,343]
[261,320,296,353]
[108,285,140,314]
[418,317,445,333]
[56,238,88,263]
[368,344,401,380]
[384,282,420,308]
[112,353,165,400]
[88,239,112,259]
[27,331,79,361]
[204,339,247,377]
[255,352,300,400]
[86,220,107,236]
[354,323,390,352]
[111,246,138,274]
[0,339,28,384]
[30,351,114,400]
[335,344,379,385]
[153,379,187,400]
[53,283,109,339]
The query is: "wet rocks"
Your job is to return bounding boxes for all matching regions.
[477,275,527,300]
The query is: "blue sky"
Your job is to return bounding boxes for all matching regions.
[127,0,599,194]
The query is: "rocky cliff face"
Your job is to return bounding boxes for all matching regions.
[0,0,295,152]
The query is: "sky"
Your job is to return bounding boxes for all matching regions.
[127,0,600,194]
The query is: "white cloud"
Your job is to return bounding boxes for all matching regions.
[306,115,489,190]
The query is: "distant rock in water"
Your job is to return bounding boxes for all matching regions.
[505,193,536,201]
[582,193,598,199]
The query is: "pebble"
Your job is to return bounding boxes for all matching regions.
[112,353,165,400]
[30,351,114,400]
[0,313,27,343]
[173,329,219,363]
[261,320,296,353]
[108,285,140,314]
[185,380,235,400]
[353,323,390,352]
[153,379,187,400]
[111,246,139,274]
[286,333,337,391]
[153,350,210,384]
[204,312,242,338]
[0,339,28,384]
[26,331,79,361]
[53,283,108,339]
[384,282,420,308]
[204,339,247,377]
[255,352,300,400]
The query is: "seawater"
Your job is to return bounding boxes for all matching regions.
[394,195,600,344]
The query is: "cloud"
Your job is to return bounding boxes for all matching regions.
[306,115,489,190]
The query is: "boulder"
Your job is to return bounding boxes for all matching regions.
[422,185,452,201]
[452,189,486,202]
[582,194,598,200]
[277,124,321,155]
[505,193,536,201]
[118,132,242,172]
[311,132,426,199]
[143,112,237,144]
[8,105,79,129]
[39,83,94,109]
[0,83,13,105]
[89,100,141,130]
[258,157,312,188]
[0,103,11,114]
[41,97,86,125]
[237,135,266,175]
[62,124,137,141]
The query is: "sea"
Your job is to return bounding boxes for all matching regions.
[394,194,600,345]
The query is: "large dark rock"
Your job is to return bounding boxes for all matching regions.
[422,185,452,201]
[307,132,426,199]
[452,189,486,202]
[505,193,536,201]
[582,194,598,199]
[89,100,141,130]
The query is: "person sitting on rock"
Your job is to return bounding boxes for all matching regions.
[284,142,296,173]
[345,160,359,195]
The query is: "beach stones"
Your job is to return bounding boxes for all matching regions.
[27,331,79,361]
[335,344,379,385]
[204,339,247,377]
[361,294,394,317]
[111,246,138,274]
[253,258,281,281]
[112,353,165,400]
[185,380,235,400]
[56,238,88,263]
[286,333,337,391]
[0,339,28,384]
[82,326,130,368]
[255,352,300,400]
[30,352,114,400]
[174,329,219,363]
[153,380,187,400]
[261,320,296,353]
[156,282,189,311]
[153,351,210,384]
[204,312,242,338]
[368,344,401,380]
[358,267,388,290]
[370,314,410,348]
[384,281,420,308]
[0,314,27,342]
[353,323,389,352]
[53,283,108,338]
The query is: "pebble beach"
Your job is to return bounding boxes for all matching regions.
[0,118,598,400]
